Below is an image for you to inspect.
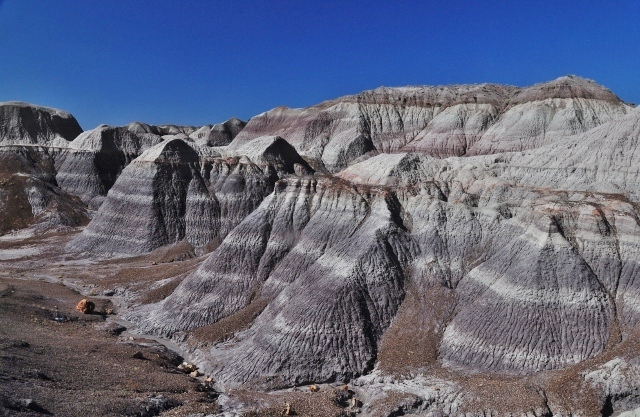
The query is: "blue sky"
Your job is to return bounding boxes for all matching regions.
[1,1,638,130]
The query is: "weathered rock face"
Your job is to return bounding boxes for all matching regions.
[439,216,612,374]
[68,139,211,255]
[55,125,164,208]
[0,102,83,147]
[335,111,640,377]
[0,146,88,234]
[131,101,640,403]
[0,102,89,234]
[585,357,640,414]
[466,76,630,155]
[5,81,640,414]
[228,84,517,170]
[0,103,251,239]
[230,76,632,171]
[502,106,640,201]
[69,136,312,256]
[126,122,198,136]
[137,176,412,387]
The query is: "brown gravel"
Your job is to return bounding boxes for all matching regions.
[189,296,271,347]
[377,283,456,374]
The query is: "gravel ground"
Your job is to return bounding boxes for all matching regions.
[0,230,219,417]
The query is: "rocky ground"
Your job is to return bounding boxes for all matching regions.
[0,229,221,416]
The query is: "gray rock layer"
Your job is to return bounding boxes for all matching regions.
[0,101,82,146]
[55,125,164,208]
[69,139,212,254]
[126,118,246,147]
[6,81,639,414]
[69,136,310,255]
[0,146,88,233]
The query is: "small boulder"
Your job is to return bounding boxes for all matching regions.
[75,299,95,314]
[138,395,181,417]
[178,362,198,373]
[132,351,145,360]
[12,340,30,348]
[19,399,51,414]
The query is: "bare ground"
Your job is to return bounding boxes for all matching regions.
[0,229,219,417]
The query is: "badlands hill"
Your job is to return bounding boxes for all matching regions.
[230,75,632,169]
[1,76,640,416]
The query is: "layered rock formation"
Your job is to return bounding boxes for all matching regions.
[126,118,246,147]
[0,102,88,233]
[128,82,640,416]
[68,139,215,255]
[0,101,82,147]
[4,78,640,414]
[69,136,312,256]
[0,146,88,234]
[186,118,246,146]
[0,102,247,235]
[126,122,199,136]
[466,76,631,155]
[55,125,164,208]
[230,76,632,171]
[55,118,247,209]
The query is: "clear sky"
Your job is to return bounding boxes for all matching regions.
[1,0,639,130]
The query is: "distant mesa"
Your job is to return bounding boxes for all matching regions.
[187,117,247,147]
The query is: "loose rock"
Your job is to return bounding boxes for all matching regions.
[75,299,95,314]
